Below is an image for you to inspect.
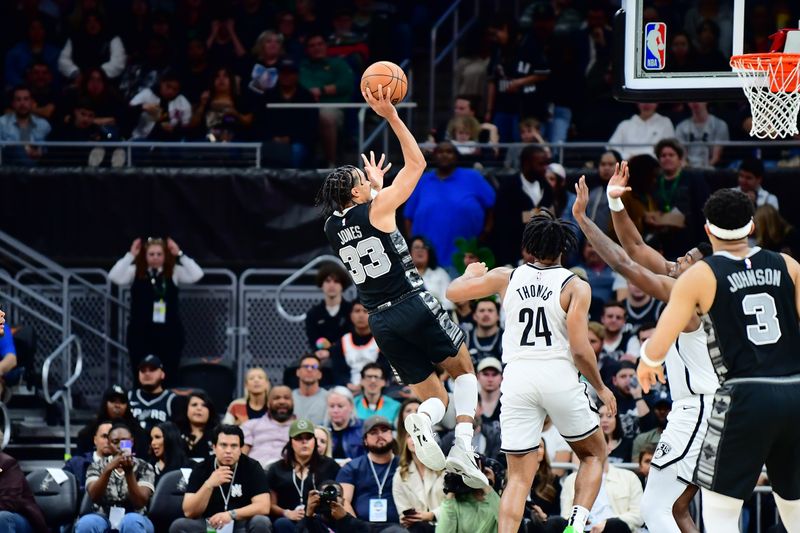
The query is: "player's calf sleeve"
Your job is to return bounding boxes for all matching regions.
[774,493,800,533]
[701,488,744,533]
[418,397,446,425]
[640,468,683,533]
[453,373,478,418]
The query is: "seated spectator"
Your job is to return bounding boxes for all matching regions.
[206,17,248,76]
[732,157,779,210]
[527,441,567,533]
[149,421,191,481]
[337,416,401,529]
[439,401,501,463]
[242,385,295,467]
[299,32,355,166]
[329,301,380,391]
[0,451,48,533]
[128,355,179,433]
[436,457,500,533]
[753,204,797,256]
[298,481,376,533]
[58,11,126,82]
[48,97,102,143]
[0,85,51,165]
[587,321,605,363]
[327,8,370,71]
[560,461,644,533]
[624,279,664,331]
[394,398,421,449]
[0,322,23,401]
[58,67,125,137]
[675,102,729,168]
[455,28,492,111]
[503,117,549,170]
[26,61,58,121]
[539,416,573,475]
[631,394,670,460]
[190,66,254,142]
[545,163,578,229]
[259,59,318,168]
[403,141,496,272]
[431,95,498,147]
[410,236,453,311]
[587,150,623,237]
[392,433,445,533]
[77,385,146,458]
[129,70,191,141]
[636,444,655,488]
[599,302,638,365]
[466,301,503,364]
[76,422,155,533]
[179,391,219,460]
[607,103,675,159]
[293,355,328,425]
[180,38,213,105]
[326,386,365,460]
[578,246,626,304]
[65,421,114,492]
[315,426,333,458]
[612,360,656,440]
[5,18,60,90]
[693,19,728,71]
[223,367,271,426]
[447,115,482,157]
[172,425,271,533]
[304,262,352,358]
[599,402,633,464]
[235,1,278,58]
[266,418,341,531]
[354,363,401,423]
[276,11,305,61]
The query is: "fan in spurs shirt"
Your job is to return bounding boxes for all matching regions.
[128,355,179,433]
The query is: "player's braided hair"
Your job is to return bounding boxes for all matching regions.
[703,188,754,231]
[522,210,579,261]
[316,165,360,217]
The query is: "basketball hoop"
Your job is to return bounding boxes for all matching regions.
[730,53,800,139]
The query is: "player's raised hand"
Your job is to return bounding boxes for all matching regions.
[464,261,489,279]
[607,160,632,199]
[361,150,392,192]
[572,175,590,219]
[362,83,398,120]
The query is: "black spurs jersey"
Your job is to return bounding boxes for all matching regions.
[702,247,800,381]
[128,389,177,431]
[324,203,423,310]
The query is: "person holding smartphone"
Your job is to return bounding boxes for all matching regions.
[76,422,156,533]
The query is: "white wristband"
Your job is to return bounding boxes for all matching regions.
[606,185,626,212]
[639,339,663,368]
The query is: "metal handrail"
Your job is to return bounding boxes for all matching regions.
[41,335,83,460]
[0,400,9,450]
[274,255,343,322]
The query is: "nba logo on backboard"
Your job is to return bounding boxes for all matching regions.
[644,22,667,70]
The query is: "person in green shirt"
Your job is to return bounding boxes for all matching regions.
[435,456,500,533]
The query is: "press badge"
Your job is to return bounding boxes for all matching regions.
[152,300,166,323]
[109,506,125,529]
[369,498,388,522]
[217,522,233,533]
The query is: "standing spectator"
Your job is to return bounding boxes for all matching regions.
[0,451,48,533]
[179,391,219,460]
[476,357,502,433]
[326,386,365,460]
[293,355,328,425]
[610,362,655,441]
[149,421,190,481]
[608,104,675,159]
[242,385,295,468]
[598,404,633,464]
[337,416,401,528]
[732,157,779,210]
[0,322,22,401]
[586,150,622,237]
[578,245,627,304]
[599,302,638,364]
[0,86,51,165]
[299,32,354,167]
[76,385,145,458]
[108,237,203,383]
[466,300,503,364]
[223,367,271,426]
[354,363,401,424]
[266,418,340,532]
[305,263,352,357]
[129,70,192,141]
[403,141,496,271]
[206,17,247,75]
[4,18,60,90]
[436,459,500,533]
[65,421,114,493]
[392,434,445,533]
[491,145,553,266]
[527,441,567,533]
[76,422,155,533]
[172,425,271,533]
[128,355,178,433]
[410,236,453,311]
[329,301,380,391]
[58,11,126,81]
[675,102,729,168]
[247,30,284,96]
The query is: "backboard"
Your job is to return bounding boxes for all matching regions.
[613,0,800,102]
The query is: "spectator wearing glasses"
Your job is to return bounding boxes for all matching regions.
[353,363,401,424]
[223,367,271,426]
[293,355,328,425]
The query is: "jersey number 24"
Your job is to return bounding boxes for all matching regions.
[519,308,553,347]
[339,236,391,284]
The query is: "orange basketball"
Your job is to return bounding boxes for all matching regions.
[360,61,408,105]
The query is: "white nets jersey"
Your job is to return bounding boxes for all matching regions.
[663,322,719,401]
[502,264,576,366]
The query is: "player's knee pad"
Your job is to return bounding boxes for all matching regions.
[774,493,800,533]
[453,373,478,417]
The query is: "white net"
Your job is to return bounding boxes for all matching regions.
[730,54,800,139]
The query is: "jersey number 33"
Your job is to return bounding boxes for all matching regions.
[339,236,391,284]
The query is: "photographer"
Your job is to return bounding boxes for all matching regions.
[296,482,372,533]
[436,454,500,533]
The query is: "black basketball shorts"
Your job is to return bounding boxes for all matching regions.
[368,290,465,385]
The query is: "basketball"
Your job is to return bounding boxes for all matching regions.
[360,61,408,105]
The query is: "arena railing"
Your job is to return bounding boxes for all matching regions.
[0,400,9,450]
[41,335,83,460]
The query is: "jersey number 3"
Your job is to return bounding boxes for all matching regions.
[339,236,391,284]
[519,308,553,347]
[742,293,782,345]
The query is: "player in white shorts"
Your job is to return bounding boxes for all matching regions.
[572,165,719,532]
[447,210,617,533]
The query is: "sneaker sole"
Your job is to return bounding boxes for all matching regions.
[404,413,446,471]
[445,455,489,489]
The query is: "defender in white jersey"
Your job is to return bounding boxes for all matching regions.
[572,167,718,532]
[447,211,617,533]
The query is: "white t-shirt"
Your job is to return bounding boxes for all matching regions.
[129,88,192,139]
[608,113,675,159]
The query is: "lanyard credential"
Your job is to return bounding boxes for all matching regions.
[368,456,395,498]
[214,459,239,511]
[292,467,315,506]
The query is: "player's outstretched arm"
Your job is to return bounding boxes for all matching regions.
[573,176,674,303]
[362,84,426,229]
[446,262,512,303]
[565,278,617,415]
[608,161,673,275]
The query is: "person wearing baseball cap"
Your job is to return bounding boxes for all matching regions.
[265,418,341,529]
[128,354,178,433]
[476,357,503,431]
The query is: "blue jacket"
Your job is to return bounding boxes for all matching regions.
[330,418,365,460]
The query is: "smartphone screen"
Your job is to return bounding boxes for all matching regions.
[120,439,133,456]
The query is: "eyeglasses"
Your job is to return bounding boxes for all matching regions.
[362,375,383,381]
[301,364,320,370]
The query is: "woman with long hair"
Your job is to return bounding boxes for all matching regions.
[395,397,421,450]
[409,237,453,311]
[325,386,365,460]
[223,367,271,425]
[266,418,340,532]
[178,391,219,460]
[108,237,203,384]
[599,403,632,463]
[149,421,190,480]
[527,440,567,533]
[314,425,333,457]
[392,434,445,532]
[753,204,795,255]
[76,384,145,457]
[191,66,253,141]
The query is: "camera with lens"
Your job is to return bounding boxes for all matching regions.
[317,482,341,514]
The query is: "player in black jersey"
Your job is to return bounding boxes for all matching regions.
[639,189,800,533]
[317,84,487,489]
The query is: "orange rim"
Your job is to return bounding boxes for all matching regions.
[730,53,800,92]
